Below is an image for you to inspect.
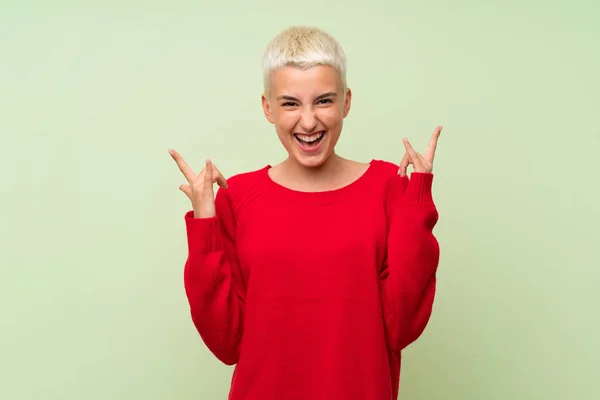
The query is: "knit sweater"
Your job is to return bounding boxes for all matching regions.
[182,159,440,400]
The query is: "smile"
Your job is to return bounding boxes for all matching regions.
[293,131,326,151]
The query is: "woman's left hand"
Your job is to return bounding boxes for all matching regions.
[399,125,442,177]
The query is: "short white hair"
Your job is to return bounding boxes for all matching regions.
[262,26,347,97]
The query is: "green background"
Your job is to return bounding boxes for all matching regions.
[1,1,598,399]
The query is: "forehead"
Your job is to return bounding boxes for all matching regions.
[270,65,343,97]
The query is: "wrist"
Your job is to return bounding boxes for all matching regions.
[193,208,216,219]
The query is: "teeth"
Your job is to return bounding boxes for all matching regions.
[296,132,324,143]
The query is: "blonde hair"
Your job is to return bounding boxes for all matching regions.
[262,26,347,97]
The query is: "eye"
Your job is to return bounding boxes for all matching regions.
[281,101,298,107]
[317,98,333,104]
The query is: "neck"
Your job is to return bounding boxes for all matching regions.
[280,153,346,190]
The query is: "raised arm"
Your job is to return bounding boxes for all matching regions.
[170,151,246,365]
[379,127,442,352]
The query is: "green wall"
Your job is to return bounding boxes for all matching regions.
[1,1,598,399]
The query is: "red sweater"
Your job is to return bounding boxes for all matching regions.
[183,159,440,400]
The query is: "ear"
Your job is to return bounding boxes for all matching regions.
[261,93,275,124]
[343,88,352,118]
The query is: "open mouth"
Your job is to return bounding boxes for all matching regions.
[293,131,326,150]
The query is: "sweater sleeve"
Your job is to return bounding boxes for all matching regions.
[380,172,440,352]
[183,186,246,365]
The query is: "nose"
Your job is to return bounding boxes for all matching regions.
[299,106,318,132]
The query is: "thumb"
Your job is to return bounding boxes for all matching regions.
[398,153,409,177]
[179,184,191,199]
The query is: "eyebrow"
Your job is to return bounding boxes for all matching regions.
[276,92,338,102]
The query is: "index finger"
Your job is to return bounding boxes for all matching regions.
[168,149,196,183]
[402,138,420,160]
[424,125,442,162]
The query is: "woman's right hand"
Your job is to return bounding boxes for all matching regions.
[169,149,228,218]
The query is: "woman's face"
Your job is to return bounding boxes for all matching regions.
[262,65,352,169]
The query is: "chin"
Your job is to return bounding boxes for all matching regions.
[290,149,336,169]
[296,156,329,168]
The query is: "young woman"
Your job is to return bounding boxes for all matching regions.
[169,26,442,400]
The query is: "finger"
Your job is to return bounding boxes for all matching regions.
[402,138,423,168]
[424,125,442,162]
[179,184,191,199]
[169,149,196,183]
[203,159,213,192]
[211,164,229,189]
[398,153,410,177]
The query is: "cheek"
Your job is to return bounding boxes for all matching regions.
[318,108,344,129]
[274,112,299,134]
